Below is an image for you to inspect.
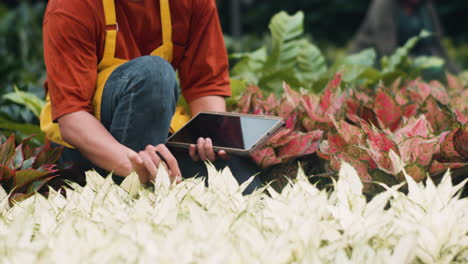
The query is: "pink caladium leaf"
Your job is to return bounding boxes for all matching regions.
[250,147,283,168]
[267,128,295,147]
[420,96,458,134]
[238,85,264,114]
[429,160,466,175]
[435,130,463,162]
[360,121,398,153]
[277,130,323,160]
[404,163,427,182]
[394,115,433,144]
[327,73,342,90]
[446,73,464,91]
[402,103,418,118]
[331,153,373,183]
[327,134,347,154]
[373,88,403,131]
[333,120,365,145]
[455,110,468,125]
[365,147,397,174]
[453,126,468,159]
[398,136,439,168]
[251,130,323,168]
[282,82,302,109]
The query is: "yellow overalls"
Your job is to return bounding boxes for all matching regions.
[40,0,190,148]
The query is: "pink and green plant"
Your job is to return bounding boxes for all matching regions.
[0,134,63,203]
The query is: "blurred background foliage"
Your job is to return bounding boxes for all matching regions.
[0,0,467,142]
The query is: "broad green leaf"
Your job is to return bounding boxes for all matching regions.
[267,11,304,71]
[0,134,15,166]
[3,85,45,118]
[14,169,50,189]
[0,116,44,142]
[342,48,377,67]
[382,30,431,73]
[21,156,36,170]
[26,175,57,194]
[296,39,327,85]
[0,165,15,181]
[11,145,24,170]
[412,56,444,70]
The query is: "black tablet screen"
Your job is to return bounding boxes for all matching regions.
[167,113,281,150]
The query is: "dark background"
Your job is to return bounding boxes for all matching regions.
[3,0,468,45]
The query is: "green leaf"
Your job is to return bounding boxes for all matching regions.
[34,146,63,167]
[14,169,50,189]
[21,156,36,170]
[0,165,15,182]
[0,116,44,142]
[296,39,327,86]
[11,145,24,170]
[411,56,444,70]
[3,85,45,118]
[382,30,431,73]
[26,176,57,194]
[0,134,15,166]
[267,11,304,70]
[230,47,267,84]
[342,48,377,67]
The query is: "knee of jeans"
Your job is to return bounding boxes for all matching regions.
[127,56,178,102]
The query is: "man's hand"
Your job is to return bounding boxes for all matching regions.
[128,144,182,184]
[188,137,229,162]
[188,96,229,162]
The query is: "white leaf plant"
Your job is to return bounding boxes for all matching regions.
[0,162,466,264]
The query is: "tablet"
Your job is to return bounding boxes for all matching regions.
[166,112,285,156]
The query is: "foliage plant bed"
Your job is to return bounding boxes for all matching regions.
[233,74,467,196]
[0,164,466,263]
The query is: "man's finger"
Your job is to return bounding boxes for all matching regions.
[189,144,199,161]
[196,137,207,161]
[127,150,149,183]
[204,138,216,161]
[145,145,162,167]
[139,151,158,181]
[218,150,230,160]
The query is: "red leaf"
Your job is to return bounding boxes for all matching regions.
[455,110,468,125]
[446,73,464,91]
[429,160,465,175]
[361,121,397,152]
[373,88,402,131]
[332,153,373,183]
[334,120,365,145]
[394,115,433,143]
[398,136,439,167]
[251,147,282,168]
[327,73,342,90]
[421,96,458,134]
[435,129,464,162]
[402,103,418,118]
[277,130,323,159]
[453,126,468,159]
[404,163,426,182]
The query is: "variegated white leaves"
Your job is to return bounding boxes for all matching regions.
[0,163,466,264]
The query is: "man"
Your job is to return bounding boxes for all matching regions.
[349,0,459,74]
[41,0,261,192]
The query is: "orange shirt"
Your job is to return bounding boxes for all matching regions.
[43,0,231,121]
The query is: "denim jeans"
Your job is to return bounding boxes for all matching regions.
[57,56,262,194]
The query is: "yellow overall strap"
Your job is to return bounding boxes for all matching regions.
[151,0,173,62]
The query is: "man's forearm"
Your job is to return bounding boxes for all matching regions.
[58,111,133,176]
[189,95,226,116]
